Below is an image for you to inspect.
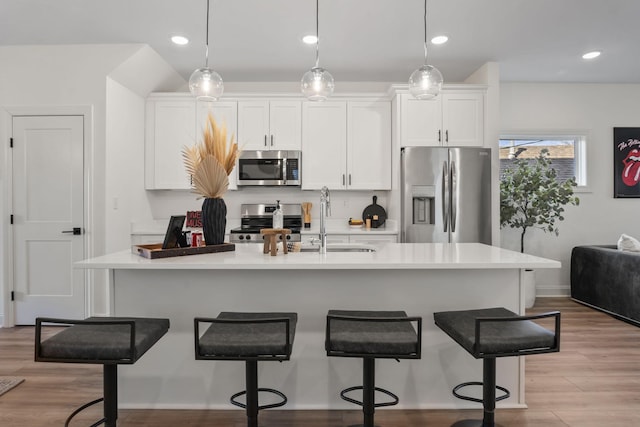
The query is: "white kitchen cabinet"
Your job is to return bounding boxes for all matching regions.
[301,102,347,189]
[145,95,238,190]
[347,101,391,190]
[401,91,484,147]
[302,101,391,190]
[238,101,301,151]
[349,234,397,244]
[145,97,196,189]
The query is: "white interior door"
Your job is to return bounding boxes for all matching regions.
[12,115,85,325]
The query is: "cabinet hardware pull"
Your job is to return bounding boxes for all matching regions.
[342,174,345,186]
[270,135,274,146]
[264,135,267,147]
[438,130,441,142]
[446,130,449,142]
[349,174,352,185]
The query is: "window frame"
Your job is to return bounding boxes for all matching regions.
[499,131,589,192]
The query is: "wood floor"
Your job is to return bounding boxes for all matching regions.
[1,298,640,426]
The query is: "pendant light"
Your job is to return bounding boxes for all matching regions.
[408,0,443,100]
[189,0,224,101]
[301,0,334,101]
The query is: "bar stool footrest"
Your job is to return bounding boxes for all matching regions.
[340,385,399,408]
[451,420,506,427]
[230,388,288,411]
[64,397,105,427]
[452,381,510,403]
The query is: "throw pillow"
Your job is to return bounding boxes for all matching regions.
[617,234,640,252]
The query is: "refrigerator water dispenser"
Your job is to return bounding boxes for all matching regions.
[412,185,435,225]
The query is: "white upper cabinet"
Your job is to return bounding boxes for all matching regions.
[145,97,195,190]
[301,102,347,190]
[145,94,238,190]
[347,101,391,190]
[401,91,484,147]
[302,101,391,190]
[238,101,301,151]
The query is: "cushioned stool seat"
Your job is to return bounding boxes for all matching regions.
[195,312,297,427]
[326,310,422,427]
[35,317,170,427]
[434,307,560,427]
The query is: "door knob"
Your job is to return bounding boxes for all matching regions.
[61,227,83,235]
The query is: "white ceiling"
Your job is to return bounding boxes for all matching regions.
[2,0,639,84]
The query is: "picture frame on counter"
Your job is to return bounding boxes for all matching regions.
[162,215,187,249]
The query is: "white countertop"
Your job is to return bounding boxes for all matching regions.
[76,243,560,270]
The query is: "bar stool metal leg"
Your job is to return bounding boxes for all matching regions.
[104,365,118,427]
[246,361,259,427]
[363,358,375,427]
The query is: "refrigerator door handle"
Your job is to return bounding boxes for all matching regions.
[442,161,449,232]
[451,160,457,232]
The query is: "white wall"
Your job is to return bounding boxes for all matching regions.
[500,83,640,295]
[0,44,185,323]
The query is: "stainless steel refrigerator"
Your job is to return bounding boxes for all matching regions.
[401,146,491,243]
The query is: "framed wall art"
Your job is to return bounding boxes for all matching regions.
[613,127,640,198]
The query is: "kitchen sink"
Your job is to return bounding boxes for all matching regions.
[299,243,377,253]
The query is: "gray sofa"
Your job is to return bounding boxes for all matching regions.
[571,245,640,326]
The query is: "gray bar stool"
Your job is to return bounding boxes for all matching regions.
[35,316,170,427]
[325,310,422,427]
[434,307,560,427]
[194,312,297,427]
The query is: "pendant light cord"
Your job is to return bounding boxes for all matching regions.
[423,0,428,65]
[315,0,320,68]
[205,0,210,68]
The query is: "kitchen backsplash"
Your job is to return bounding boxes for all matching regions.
[146,188,391,223]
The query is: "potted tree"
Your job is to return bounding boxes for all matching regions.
[500,148,580,307]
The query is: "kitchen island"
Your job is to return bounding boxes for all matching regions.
[76,243,559,410]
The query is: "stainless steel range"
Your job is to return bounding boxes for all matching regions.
[229,203,302,243]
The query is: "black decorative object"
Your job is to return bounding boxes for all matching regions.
[162,215,186,249]
[613,127,640,198]
[202,198,226,245]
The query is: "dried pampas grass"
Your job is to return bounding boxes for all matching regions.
[182,113,239,199]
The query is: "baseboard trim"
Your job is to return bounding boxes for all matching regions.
[536,285,570,297]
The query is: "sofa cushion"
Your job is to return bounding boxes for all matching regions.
[571,245,640,326]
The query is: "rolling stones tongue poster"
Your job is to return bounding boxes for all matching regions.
[614,127,640,198]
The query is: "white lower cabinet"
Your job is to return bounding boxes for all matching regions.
[350,234,398,244]
[301,234,397,244]
[327,234,350,244]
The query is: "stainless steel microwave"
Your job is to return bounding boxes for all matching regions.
[236,150,301,186]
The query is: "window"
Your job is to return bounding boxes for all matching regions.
[499,134,587,188]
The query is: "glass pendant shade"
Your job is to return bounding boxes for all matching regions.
[301,66,335,101]
[408,64,443,100]
[189,67,224,101]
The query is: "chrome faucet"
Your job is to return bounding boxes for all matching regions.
[319,186,331,254]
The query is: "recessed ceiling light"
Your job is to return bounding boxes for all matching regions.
[431,35,448,45]
[171,35,189,46]
[302,35,318,44]
[582,51,601,59]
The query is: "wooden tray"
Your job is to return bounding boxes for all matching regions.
[132,243,235,259]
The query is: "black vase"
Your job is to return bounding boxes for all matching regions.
[201,197,226,245]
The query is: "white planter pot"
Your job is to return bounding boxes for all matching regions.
[523,268,536,309]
